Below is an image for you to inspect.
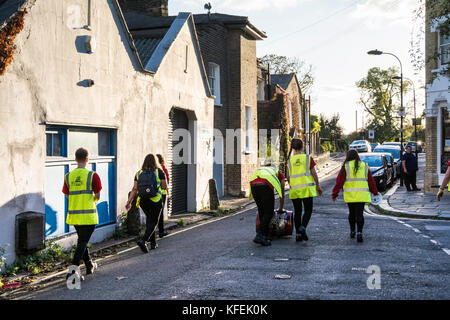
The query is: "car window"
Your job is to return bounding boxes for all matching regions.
[360,156,383,167]
[374,148,400,159]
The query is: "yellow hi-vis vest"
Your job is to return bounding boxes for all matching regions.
[249,166,283,199]
[343,160,372,203]
[66,168,98,226]
[135,169,162,208]
[288,154,317,199]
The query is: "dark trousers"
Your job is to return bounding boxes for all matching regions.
[72,225,96,266]
[405,171,418,191]
[140,197,163,244]
[251,184,274,237]
[292,197,313,233]
[158,194,167,233]
[347,203,365,233]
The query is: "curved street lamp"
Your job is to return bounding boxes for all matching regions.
[367,49,404,186]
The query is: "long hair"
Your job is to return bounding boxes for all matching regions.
[156,154,165,166]
[340,149,361,176]
[142,154,161,171]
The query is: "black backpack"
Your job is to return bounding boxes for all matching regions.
[137,170,159,199]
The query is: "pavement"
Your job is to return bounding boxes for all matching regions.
[7,157,450,300]
[376,153,450,220]
[0,152,344,298]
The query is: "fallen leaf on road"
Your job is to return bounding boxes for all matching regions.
[116,276,128,281]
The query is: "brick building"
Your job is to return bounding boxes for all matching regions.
[424,3,449,193]
[120,1,267,197]
[257,64,306,169]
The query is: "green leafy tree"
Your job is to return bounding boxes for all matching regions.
[260,54,315,94]
[356,67,411,143]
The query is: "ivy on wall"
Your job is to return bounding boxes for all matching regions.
[0,10,27,76]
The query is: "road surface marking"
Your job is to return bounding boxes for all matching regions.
[422,235,431,239]
[403,224,413,228]
[425,225,450,231]
[430,240,438,245]
[412,228,421,233]
[442,249,450,256]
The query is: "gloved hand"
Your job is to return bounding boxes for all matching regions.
[437,189,444,202]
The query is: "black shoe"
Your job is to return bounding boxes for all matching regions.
[299,226,309,241]
[350,232,356,239]
[159,231,169,238]
[413,188,421,192]
[150,242,158,250]
[296,234,303,242]
[357,232,363,243]
[137,240,149,253]
[253,233,271,246]
[85,261,98,275]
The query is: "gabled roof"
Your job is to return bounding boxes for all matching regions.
[0,0,26,29]
[123,12,266,40]
[270,73,296,91]
[133,38,162,67]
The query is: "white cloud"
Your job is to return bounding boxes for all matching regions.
[350,0,419,29]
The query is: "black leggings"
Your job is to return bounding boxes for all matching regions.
[292,197,313,232]
[158,195,167,233]
[251,184,275,237]
[140,198,163,244]
[347,203,365,233]
[72,225,95,266]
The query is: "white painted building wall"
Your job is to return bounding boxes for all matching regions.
[0,0,214,263]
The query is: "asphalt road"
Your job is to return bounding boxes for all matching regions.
[20,169,450,300]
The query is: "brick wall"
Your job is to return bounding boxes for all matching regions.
[425,116,438,192]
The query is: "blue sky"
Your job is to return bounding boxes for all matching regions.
[170,0,424,134]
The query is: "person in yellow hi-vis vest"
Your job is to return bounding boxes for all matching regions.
[126,154,167,253]
[249,160,285,246]
[332,150,379,243]
[62,148,102,281]
[437,159,450,201]
[287,139,323,242]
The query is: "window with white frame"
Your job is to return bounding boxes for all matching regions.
[208,63,221,105]
[440,32,450,65]
[245,106,252,153]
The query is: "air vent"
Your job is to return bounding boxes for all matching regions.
[15,212,45,255]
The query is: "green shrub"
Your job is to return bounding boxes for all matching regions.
[177,219,187,227]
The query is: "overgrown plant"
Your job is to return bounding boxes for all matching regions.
[0,10,27,76]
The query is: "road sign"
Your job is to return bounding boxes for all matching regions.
[369,130,375,139]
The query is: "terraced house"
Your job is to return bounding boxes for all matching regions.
[0,0,215,263]
[119,0,267,197]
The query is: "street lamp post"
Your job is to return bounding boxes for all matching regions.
[367,49,404,187]
[395,77,417,156]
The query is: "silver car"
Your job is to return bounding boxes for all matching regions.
[349,140,372,153]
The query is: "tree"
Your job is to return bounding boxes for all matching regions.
[410,0,450,74]
[260,54,315,94]
[319,113,344,142]
[356,67,411,143]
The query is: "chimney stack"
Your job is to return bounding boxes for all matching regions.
[118,0,168,17]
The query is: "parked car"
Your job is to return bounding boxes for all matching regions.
[406,141,423,153]
[349,140,372,153]
[373,145,402,178]
[370,142,381,151]
[359,153,394,191]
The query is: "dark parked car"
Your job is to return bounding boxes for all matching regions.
[406,141,423,153]
[373,146,402,178]
[359,153,395,191]
[370,142,381,151]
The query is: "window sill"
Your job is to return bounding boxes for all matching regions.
[214,103,223,107]
[244,150,253,155]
